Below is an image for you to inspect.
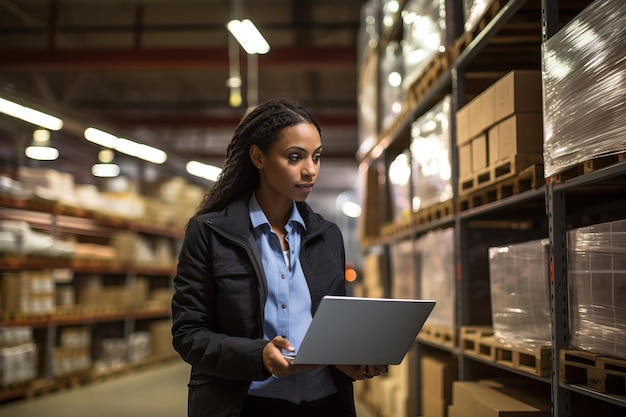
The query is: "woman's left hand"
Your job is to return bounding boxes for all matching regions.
[335,364,389,380]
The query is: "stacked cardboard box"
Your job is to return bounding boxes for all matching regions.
[448,380,550,417]
[1,270,55,315]
[456,70,543,194]
[52,326,91,377]
[420,354,457,417]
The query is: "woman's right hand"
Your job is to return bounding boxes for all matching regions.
[262,336,321,378]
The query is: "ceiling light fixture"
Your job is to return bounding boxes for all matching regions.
[115,138,167,164]
[227,19,270,54]
[92,149,120,178]
[25,129,59,161]
[186,161,222,182]
[84,127,117,148]
[83,127,167,164]
[0,97,63,131]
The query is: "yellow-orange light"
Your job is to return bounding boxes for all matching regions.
[345,268,357,282]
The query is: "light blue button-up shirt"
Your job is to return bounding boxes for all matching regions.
[247,194,336,404]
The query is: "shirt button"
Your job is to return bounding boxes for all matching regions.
[281,304,286,309]
[281,274,285,279]
[281,334,286,338]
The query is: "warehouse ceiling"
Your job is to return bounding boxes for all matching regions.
[0,0,366,221]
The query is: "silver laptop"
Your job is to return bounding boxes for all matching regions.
[285,296,435,365]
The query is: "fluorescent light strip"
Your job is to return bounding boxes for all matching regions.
[186,161,222,182]
[116,138,167,164]
[84,127,117,148]
[84,128,167,164]
[227,19,270,54]
[0,98,63,131]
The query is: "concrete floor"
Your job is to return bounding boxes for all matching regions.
[0,359,378,417]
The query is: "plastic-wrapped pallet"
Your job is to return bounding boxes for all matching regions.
[542,0,626,178]
[568,219,626,359]
[388,150,412,221]
[380,41,405,130]
[357,0,381,65]
[419,227,455,327]
[401,0,447,89]
[488,239,551,347]
[410,95,453,211]
[0,327,38,387]
[463,0,497,32]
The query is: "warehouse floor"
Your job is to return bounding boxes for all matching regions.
[0,358,379,417]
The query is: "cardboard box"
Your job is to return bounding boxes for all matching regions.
[448,405,469,417]
[421,355,457,417]
[480,86,497,131]
[458,143,472,178]
[455,105,471,145]
[497,113,543,160]
[488,125,499,165]
[452,381,549,417]
[471,134,488,172]
[468,99,484,140]
[1,271,55,314]
[493,71,542,123]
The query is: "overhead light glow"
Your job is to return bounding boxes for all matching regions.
[84,128,166,164]
[0,98,63,130]
[25,129,59,160]
[227,19,270,54]
[92,163,120,178]
[342,201,362,218]
[25,145,59,161]
[186,161,222,182]
[84,127,117,148]
[116,138,167,164]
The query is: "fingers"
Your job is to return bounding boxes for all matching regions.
[360,365,389,380]
[262,337,322,379]
[269,335,294,353]
[334,365,389,380]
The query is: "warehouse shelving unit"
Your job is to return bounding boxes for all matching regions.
[357,0,625,416]
[0,197,180,402]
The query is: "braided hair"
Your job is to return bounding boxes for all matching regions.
[194,98,321,216]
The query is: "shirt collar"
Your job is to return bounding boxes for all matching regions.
[249,193,306,230]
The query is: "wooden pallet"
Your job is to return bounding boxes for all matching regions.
[380,216,413,240]
[379,200,455,241]
[459,154,543,196]
[461,326,495,358]
[457,163,544,211]
[418,323,456,348]
[560,349,626,395]
[461,326,551,377]
[412,200,454,227]
[406,50,452,107]
[547,152,626,184]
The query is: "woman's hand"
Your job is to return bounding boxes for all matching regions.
[335,364,389,380]
[262,336,321,378]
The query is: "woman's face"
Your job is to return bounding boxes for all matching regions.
[251,122,322,203]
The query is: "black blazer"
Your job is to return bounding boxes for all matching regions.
[171,196,355,417]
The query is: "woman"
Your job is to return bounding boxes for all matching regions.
[172,99,387,417]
